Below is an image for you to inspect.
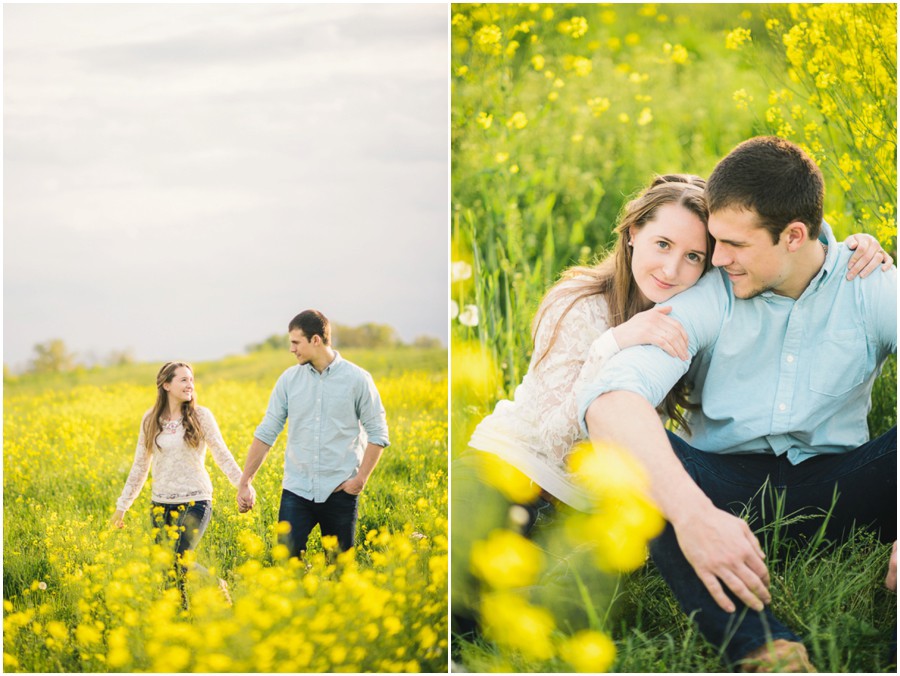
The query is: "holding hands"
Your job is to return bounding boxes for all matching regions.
[614,305,690,361]
[237,482,257,513]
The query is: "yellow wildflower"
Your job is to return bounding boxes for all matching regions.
[559,629,617,672]
[470,529,545,589]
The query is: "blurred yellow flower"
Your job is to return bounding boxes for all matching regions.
[726,27,752,50]
[733,88,753,110]
[481,591,555,660]
[474,25,503,55]
[559,16,588,39]
[506,111,529,130]
[470,529,545,589]
[559,629,617,672]
[476,453,541,504]
[637,107,653,126]
[531,54,545,71]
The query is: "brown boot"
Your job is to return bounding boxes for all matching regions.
[739,640,817,673]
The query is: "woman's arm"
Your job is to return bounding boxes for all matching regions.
[111,413,153,527]
[198,407,244,488]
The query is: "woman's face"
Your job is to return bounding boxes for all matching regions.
[629,202,708,305]
[164,366,194,404]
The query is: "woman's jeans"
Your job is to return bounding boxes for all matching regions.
[151,500,212,603]
[277,488,359,558]
[652,428,896,668]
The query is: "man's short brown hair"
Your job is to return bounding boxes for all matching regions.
[289,310,331,345]
[706,136,824,243]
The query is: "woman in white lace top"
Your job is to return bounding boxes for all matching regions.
[467,175,712,511]
[111,361,245,604]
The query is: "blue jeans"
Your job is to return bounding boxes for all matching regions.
[151,500,212,604]
[651,428,896,668]
[278,488,359,558]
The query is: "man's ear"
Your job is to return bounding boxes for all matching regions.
[782,221,810,252]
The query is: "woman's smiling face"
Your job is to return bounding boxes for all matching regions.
[629,202,709,305]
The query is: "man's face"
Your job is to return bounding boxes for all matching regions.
[709,207,790,299]
[289,329,315,364]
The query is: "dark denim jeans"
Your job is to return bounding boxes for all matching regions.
[151,500,212,604]
[278,488,359,558]
[651,428,896,668]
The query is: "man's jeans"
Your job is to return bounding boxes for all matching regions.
[278,488,359,558]
[651,428,896,668]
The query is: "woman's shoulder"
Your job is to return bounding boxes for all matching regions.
[194,405,215,420]
[540,276,611,318]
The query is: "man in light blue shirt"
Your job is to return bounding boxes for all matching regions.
[580,137,896,671]
[237,309,390,556]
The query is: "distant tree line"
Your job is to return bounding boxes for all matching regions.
[6,323,443,377]
[246,322,443,352]
[6,339,137,377]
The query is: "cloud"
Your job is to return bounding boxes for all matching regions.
[3,4,448,369]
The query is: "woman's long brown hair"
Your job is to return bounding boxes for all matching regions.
[143,361,203,452]
[532,174,713,432]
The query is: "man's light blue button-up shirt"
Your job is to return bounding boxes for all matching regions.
[254,351,390,502]
[579,226,897,463]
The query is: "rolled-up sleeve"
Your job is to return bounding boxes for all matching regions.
[578,270,727,433]
[254,373,289,447]
[356,375,390,448]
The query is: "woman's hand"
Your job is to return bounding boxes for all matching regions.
[613,306,690,360]
[111,509,125,529]
[845,234,893,280]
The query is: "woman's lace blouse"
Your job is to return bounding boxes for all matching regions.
[115,405,243,511]
[468,279,621,511]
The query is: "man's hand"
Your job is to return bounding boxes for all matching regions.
[885,541,897,592]
[237,483,256,513]
[845,233,893,280]
[673,505,771,613]
[334,476,365,495]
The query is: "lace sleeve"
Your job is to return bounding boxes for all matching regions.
[115,413,153,512]
[198,407,244,487]
[527,286,614,454]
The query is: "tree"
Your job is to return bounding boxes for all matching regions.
[332,322,400,349]
[412,335,443,349]
[28,339,77,374]
[246,334,288,352]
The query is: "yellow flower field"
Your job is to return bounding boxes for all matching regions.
[3,350,448,672]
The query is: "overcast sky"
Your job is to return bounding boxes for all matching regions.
[3,4,448,370]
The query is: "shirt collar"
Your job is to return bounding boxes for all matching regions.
[306,350,342,374]
[811,219,838,289]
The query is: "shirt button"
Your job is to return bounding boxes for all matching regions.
[786,355,794,363]
[778,403,787,411]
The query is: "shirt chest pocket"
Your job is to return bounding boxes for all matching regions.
[808,328,868,397]
[322,397,358,425]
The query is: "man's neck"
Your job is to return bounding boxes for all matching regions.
[777,239,827,300]
[311,348,337,374]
